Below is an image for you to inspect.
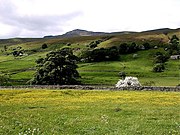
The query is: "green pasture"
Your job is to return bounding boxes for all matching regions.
[0,89,179,135]
[0,33,179,86]
[78,49,179,86]
[0,48,179,86]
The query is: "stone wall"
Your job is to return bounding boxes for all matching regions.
[0,85,180,91]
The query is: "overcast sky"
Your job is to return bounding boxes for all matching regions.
[0,0,180,39]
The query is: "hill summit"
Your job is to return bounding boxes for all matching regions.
[61,29,107,37]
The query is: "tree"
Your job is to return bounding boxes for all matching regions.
[142,42,151,50]
[42,44,48,49]
[169,35,180,55]
[30,48,80,85]
[152,51,169,72]
[154,52,169,63]
[153,63,165,72]
[4,45,7,51]
[106,46,119,60]
[118,43,128,54]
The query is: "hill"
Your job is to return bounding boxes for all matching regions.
[0,28,179,86]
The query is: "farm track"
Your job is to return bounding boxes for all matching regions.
[0,85,180,91]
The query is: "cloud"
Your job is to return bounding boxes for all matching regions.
[0,0,180,39]
[0,0,83,38]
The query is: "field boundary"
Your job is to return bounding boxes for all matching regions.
[0,85,180,91]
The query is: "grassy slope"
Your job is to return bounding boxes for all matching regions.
[0,30,179,86]
[0,89,179,135]
[78,49,179,86]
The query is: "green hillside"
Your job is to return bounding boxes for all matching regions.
[0,28,179,86]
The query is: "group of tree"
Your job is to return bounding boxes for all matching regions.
[152,35,179,72]
[80,42,152,62]
[12,46,24,57]
[168,35,180,55]
[118,42,151,54]
[118,42,139,54]
[80,47,119,62]
[88,40,102,48]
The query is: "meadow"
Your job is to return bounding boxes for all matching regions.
[0,89,180,135]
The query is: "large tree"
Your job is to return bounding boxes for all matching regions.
[30,48,80,85]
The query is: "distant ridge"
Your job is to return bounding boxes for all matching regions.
[44,29,136,38]
[141,28,180,34]
[1,27,180,49]
[43,28,180,39]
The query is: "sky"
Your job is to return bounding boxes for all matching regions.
[0,0,180,39]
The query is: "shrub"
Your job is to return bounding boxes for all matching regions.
[153,63,165,72]
[42,44,48,49]
[119,71,126,80]
[0,74,11,86]
[142,42,151,50]
[154,54,169,63]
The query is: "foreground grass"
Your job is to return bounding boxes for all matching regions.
[0,89,179,135]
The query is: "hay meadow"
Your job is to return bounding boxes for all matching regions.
[0,89,179,135]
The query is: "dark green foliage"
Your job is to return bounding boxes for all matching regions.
[118,42,140,54]
[30,48,80,85]
[118,43,128,54]
[12,50,23,57]
[154,52,169,63]
[12,46,24,57]
[171,35,179,41]
[119,71,126,80]
[128,42,139,53]
[153,63,165,72]
[169,35,180,55]
[107,46,119,60]
[66,43,71,46]
[35,58,44,64]
[153,51,169,72]
[4,45,7,51]
[0,74,11,86]
[89,40,102,48]
[80,47,119,62]
[142,42,151,50]
[41,44,48,49]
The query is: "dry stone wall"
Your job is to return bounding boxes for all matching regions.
[0,85,180,91]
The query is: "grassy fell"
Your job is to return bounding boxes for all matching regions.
[0,30,180,86]
[0,89,179,135]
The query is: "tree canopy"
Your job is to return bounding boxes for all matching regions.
[30,48,80,85]
[169,35,180,55]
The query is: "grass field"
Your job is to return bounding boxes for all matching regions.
[0,89,180,135]
[0,48,179,86]
[78,49,180,86]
